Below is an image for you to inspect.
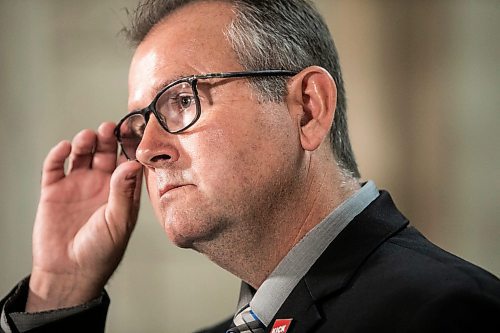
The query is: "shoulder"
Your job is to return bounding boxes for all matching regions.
[379,226,499,291]
[404,286,500,332]
[316,225,500,331]
[352,225,500,303]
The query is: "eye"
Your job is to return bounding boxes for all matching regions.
[176,94,194,110]
[168,93,195,113]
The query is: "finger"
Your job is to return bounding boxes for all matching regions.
[42,140,71,187]
[68,129,97,172]
[104,161,143,242]
[92,122,118,173]
[117,150,128,165]
[132,165,143,216]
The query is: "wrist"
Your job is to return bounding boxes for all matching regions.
[26,270,103,312]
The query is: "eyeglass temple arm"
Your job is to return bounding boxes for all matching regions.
[196,70,298,80]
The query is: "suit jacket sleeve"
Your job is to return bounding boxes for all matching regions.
[0,278,109,333]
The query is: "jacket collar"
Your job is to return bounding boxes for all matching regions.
[267,191,409,332]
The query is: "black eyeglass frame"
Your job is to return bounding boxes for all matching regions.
[114,69,298,159]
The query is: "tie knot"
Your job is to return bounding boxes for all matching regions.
[227,305,266,333]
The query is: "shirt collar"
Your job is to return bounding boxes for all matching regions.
[235,181,380,326]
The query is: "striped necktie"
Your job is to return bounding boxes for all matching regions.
[226,304,266,333]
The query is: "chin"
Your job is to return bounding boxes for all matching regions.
[166,232,194,249]
[161,209,229,250]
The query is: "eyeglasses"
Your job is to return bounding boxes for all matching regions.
[114,69,297,160]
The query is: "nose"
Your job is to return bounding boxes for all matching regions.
[135,116,179,167]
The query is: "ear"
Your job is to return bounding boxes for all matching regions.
[286,66,336,151]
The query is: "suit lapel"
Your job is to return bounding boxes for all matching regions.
[267,191,409,332]
[306,191,409,301]
[266,279,321,333]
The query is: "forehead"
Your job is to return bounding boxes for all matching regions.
[128,1,243,110]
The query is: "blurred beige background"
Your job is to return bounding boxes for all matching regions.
[0,0,498,332]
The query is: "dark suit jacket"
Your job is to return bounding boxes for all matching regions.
[200,191,500,333]
[2,191,500,332]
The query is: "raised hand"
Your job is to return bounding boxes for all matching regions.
[26,122,143,312]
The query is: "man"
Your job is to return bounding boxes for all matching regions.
[1,0,499,332]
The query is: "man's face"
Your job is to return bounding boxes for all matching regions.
[128,2,303,249]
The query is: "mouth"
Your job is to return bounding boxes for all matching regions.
[158,184,191,198]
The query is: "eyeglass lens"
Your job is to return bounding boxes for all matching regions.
[118,81,199,159]
[118,113,144,160]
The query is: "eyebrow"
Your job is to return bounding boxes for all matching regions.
[151,74,187,96]
[130,74,197,113]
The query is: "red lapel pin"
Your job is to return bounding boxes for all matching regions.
[270,318,293,333]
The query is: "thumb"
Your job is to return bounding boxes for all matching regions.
[105,161,143,242]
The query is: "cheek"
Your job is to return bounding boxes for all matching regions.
[186,117,295,198]
[186,130,240,187]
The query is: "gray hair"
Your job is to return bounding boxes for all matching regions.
[123,0,360,178]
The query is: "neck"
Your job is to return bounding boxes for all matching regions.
[193,150,359,289]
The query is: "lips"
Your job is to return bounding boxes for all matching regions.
[158,184,187,198]
[155,171,193,199]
